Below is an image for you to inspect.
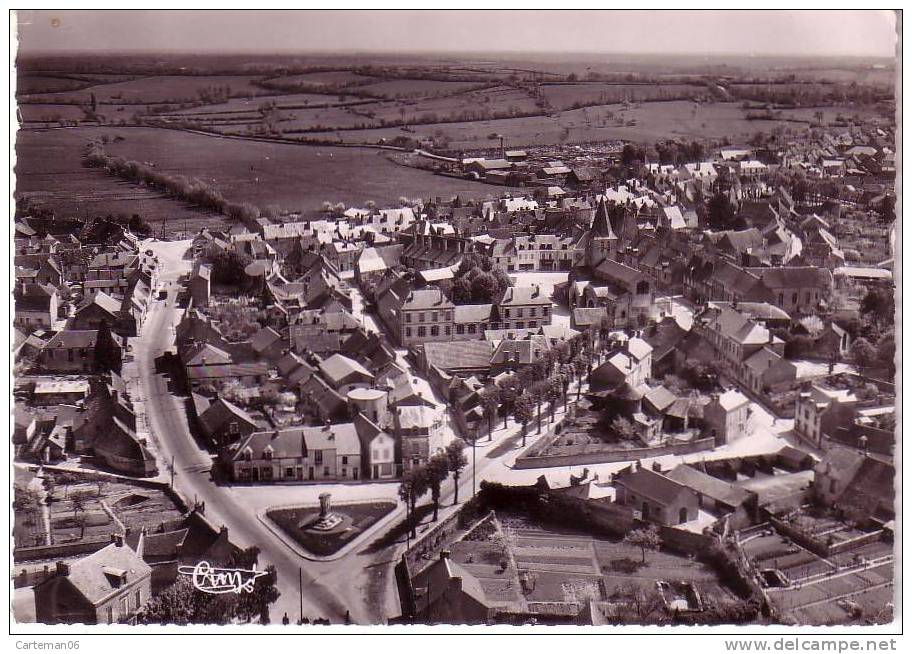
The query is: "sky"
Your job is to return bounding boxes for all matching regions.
[15,9,898,58]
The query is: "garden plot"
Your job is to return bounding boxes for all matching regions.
[771,562,894,625]
[498,515,736,607]
[46,480,114,545]
[14,469,48,549]
[107,484,185,532]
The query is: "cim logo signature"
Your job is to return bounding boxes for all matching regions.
[178,561,267,595]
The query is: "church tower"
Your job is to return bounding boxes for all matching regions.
[587,198,619,267]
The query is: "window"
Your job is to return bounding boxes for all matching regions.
[107,606,114,624]
[285,467,294,478]
[430,325,439,337]
[315,450,323,465]
[323,466,330,476]
[134,589,141,609]
[341,468,347,477]
[418,326,426,337]
[517,308,524,318]
[529,321,537,328]
[444,326,451,336]
[418,312,425,322]
[432,312,438,322]
[543,306,550,315]
[792,292,798,304]
[530,307,536,317]
[405,327,412,337]
[456,324,464,334]
[504,309,511,318]
[405,313,412,323]
[342,456,348,465]
[467,324,476,334]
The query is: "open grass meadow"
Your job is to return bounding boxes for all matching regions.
[15,127,227,234]
[16,125,517,227]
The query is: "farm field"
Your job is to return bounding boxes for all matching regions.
[17,102,90,124]
[15,126,521,226]
[302,100,883,149]
[539,82,705,109]
[15,127,227,233]
[357,78,488,98]
[19,74,271,104]
[16,73,138,96]
[269,70,373,87]
[162,92,360,117]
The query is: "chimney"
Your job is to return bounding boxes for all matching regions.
[56,561,69,576]
[652,461,662,472]
[439,550,450,561]
[112,533,124,547]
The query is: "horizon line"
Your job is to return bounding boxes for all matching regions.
[14,47,897,61]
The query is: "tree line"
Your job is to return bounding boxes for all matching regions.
[81,140,263,224]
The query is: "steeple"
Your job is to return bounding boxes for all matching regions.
[591,198,617,239]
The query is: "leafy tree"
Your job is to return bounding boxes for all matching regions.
[513,395,535,447]
[426,454,449,521]
[94,320,122,374]
[876,334,895,377]
[480,388,500,441]
[860,288,894,329]
[611,415,637,441]
[531,381,550,434]
[784,334,816,359]
[498,386,518,429]
[231,546,280,624]
[207,249,253,286]
[706,191,742,231]
[444,440,468,505]
[547,376,564,419]
[70,489,91,520]
[573,355,589,400]
[399,465,429,538]
[851,337,878,367]
[624,525,662,563]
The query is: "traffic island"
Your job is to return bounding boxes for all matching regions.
[265,496,396,558]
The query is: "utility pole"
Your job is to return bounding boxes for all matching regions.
[472,436,476,498]
[299,567,303,624]
[405,492,411,552]
[169,455,175,489]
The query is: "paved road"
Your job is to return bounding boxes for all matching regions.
[133,240,574,624]
[136,242,357,624]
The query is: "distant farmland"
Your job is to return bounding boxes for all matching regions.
[15,126,520,228]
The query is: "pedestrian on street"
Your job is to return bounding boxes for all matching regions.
[282,612,289,625]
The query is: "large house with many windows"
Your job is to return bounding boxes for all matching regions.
[378,284,552,347]
[228,423,362,482]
